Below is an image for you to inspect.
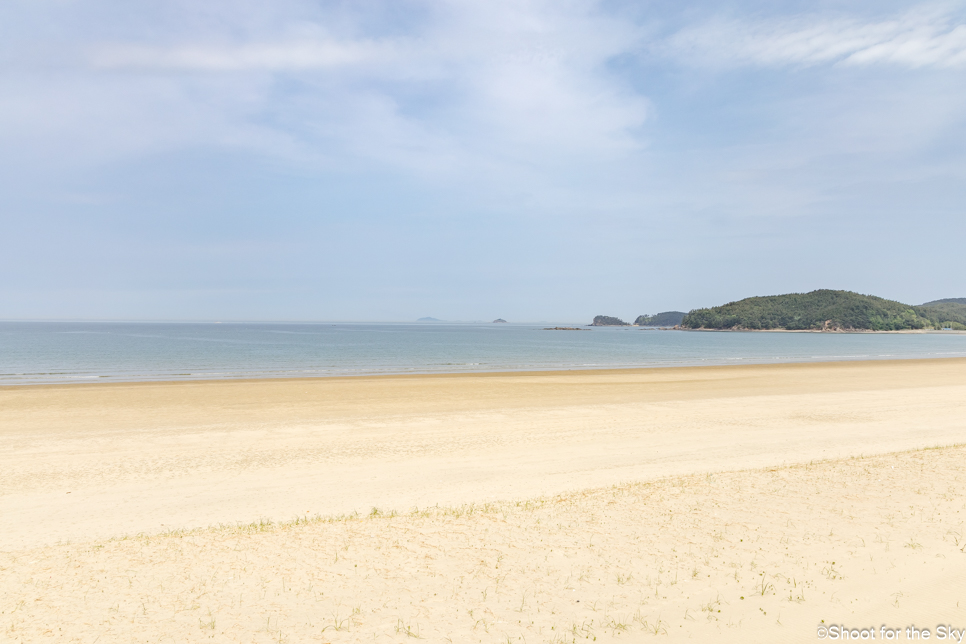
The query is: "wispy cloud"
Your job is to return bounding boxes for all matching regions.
[90,40,388,71]
[42,0,649,194]
[661,6,966,68]
[3,0,962,217]
[3,1,966,318]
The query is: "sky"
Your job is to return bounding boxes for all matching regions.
[1,0,964,322]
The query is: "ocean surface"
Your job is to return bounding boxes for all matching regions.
[2,321,965,385]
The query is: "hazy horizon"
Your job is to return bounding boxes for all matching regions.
[1,286,960,325]
[2,1,964,321]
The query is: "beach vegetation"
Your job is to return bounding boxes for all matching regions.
[641,617,668,635]
[321,610,350,632]
[199,609,216,630]
[395,618,421,638]
[758,573,775,596]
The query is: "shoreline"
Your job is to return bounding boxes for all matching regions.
[677,327,966,333]
[4,353,966,390]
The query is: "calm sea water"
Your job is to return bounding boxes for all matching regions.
[1,321,965,385]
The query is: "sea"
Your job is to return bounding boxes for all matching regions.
[1,321,965,386]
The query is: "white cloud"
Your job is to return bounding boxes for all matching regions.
[5,0,648,200]
[89,40,387,71]
[1,0,964,221]
[661,6,966,69]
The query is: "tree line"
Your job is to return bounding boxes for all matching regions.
[682,290,966,331]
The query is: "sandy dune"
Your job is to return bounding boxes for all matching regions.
[5,447,966,642]
[2,358,966,641]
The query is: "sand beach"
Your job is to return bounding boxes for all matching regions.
[3,358,966,641]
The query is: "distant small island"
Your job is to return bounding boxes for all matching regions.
[416,317,443,322]
[543,327,586,331]
[635,311,686,327]
[682,290,966,331]
[591,315,630,326]
[493,318,507,323]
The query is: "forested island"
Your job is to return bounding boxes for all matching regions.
[591,315,630,326]
[682,290,966,331]
[635,311,686,327]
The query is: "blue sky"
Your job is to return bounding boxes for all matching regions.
[1,0,964,321]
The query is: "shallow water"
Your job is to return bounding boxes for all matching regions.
[1,321,964,385]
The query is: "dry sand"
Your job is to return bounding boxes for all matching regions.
[2,358,966,642]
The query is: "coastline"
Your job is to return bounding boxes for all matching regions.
[5,321,966,387]
[4,355,966,395]
[4,344,966,388]
[676,327,966,333]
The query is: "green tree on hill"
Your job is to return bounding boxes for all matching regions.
[918,299,966,329]
[682,290,936,331]
[634,311,686,326]
[592,315,630,326]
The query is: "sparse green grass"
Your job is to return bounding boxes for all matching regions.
[758,573,775,596]
[320,610,349,632]
[199,608,215,630]
[8,442,966,642]
[395,618,421,638]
